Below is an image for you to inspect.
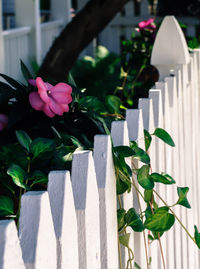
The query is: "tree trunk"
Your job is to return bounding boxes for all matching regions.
[38,0,128,81]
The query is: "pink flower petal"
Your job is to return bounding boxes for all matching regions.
[51,83,72,94]
[50,91,72,104]
[147,18,154,24]
[36,77,50,103]
[0,114,8,125]
[43,104,55,118]
[45,82,53,91]
[49,98,64,115]
[139,21,147,29]
[60,104,69,112]
[29,92,45,111]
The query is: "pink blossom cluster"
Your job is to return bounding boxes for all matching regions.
[29,77,72,118]
[137,18,156,33]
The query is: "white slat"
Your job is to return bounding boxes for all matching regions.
[48,171,79,269]
[0,220,25,269]
[19,191,57,269]
[71,151,101,269]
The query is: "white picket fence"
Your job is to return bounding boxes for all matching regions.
[1,16,200,269]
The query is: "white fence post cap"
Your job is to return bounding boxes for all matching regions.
[151,16,190,80]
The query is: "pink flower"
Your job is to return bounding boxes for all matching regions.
[0,114,8,131]
[138,18,156,32]
[29,77,72,118]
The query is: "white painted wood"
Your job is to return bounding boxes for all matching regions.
[50,0,71,23]
[19,191,57,269]
[71,151,101,269]
[111,120,135,268]
[15,0,42,64]
[151,16,190,80]
[0,220,25,269]
[48,171,79,269]
[93,135,119,269]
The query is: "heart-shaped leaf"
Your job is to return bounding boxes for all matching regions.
[125,208,144,232]
[176,187,191,208]
[150,173,175,185]
[119,233,131,248]
[30,138,55,159]
[144,206,175,232]
[130,141,150,164]
[137,165,154,190]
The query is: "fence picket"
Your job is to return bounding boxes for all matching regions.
[71,151,101,269]
[48,171,79,269]
[19,191,57,269]
[0,220,25,269]
[93,135,119,269]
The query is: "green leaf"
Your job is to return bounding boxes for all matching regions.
[30,138,55,159]
[30,171,48,186]
[152,231,164,240]
[117,208,126,231]
[144,206,175,232]
[0,196,14,217]
[176,187,191,208]
[144,129,152,151]
[116,177,130,195]
[79,96,107,113]
[125,208,144,232]
[144,189,153,203]
[16,130,32,152]
[114,145,135,158]
[153,128,175,147]
[134,261,141,269]
[7,164,29,190]
[150,173,175,185]
[119,233,131,248]
[105,95,121,113]
[137,165,154,190]
[130,141,150,164]
[20,60,33,81]
[194,225,200,248]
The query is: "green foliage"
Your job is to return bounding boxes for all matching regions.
[176,187,191,208]
[150,173,176,185]
[194,225,200,248]
[125,208,145,232]
[7,164,29,190]
[137,165,154,190]
[144,129,152,151]
[144,207,175,232]
[153,128,175,147]
[0,196,15,217]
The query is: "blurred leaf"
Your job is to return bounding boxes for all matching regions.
[0,196,14,217]
[150,173,175,185]
[79,96,107,113]
[105,95,121,113]
[119,233,130,248]
[137,165,154,190]
[114,145,135,158]
[30,138,55,159]
[117,208,126,231]
[7,164,29,190]
[125,208,144,232]
[176,187,191,208]
[194,225,200,248]
[30,170,48,186]
[144,189,153,203]
[16,130,32,152]
[153,128,175,147]
[130,141,150,164]
[20,60,33,81]
[144,206,175,232]
[134,262,141,269]
[144,129,152,151]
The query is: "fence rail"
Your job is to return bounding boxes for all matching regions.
[1,15,200,269]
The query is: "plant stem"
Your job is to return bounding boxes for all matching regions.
[131,159,149,269]
[16,188,22,229]
[118,235,123,269]
[153,189,196,244]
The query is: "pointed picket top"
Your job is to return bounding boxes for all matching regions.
[48,171,79,269]
[149,89,164,128]
[138,98,155,133]
[125,109,145,148]
[19,191,57,269]
[151,16,190,80]
[0,220,25,269]
[111,120,129,147]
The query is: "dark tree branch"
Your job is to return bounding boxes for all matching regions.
[38,0,128,81]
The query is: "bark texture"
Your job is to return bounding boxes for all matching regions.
[38,0,127,81]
